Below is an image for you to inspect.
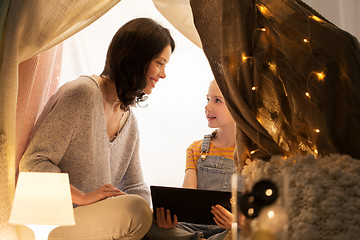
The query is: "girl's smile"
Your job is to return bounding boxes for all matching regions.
[207,115,216,121]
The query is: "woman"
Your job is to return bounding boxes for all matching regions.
[19,18,175,240]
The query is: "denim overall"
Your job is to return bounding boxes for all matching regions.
[197,134,236,192]
[174,134,237,239]
[145,134,238,240]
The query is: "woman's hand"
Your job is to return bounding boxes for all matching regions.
[211,204,233,229]
[71,183,126,206]
[154,207,178,229]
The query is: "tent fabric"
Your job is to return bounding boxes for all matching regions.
[152,0,202,48]
[16,44,63,178]
[0,0,11,45]
[189,0,360,167]
[0,136,16,240]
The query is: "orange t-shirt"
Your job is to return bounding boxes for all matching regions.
[185,140,235,171]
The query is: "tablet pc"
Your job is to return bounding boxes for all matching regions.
[150,185,232,225]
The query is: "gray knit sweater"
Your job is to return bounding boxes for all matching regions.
[19,76,150,202]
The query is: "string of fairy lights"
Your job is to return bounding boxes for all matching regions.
[240,2,328,157]
[229,3,350,239]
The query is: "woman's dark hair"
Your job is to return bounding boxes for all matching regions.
[101,18,175,110]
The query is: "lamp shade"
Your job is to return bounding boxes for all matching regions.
[9,172,75,226]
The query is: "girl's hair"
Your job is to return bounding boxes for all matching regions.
[101,18,175,110]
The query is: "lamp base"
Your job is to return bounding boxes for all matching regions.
[25,225,58,240]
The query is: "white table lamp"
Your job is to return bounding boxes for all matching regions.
[9,172,75,240]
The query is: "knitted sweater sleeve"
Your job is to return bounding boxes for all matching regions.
[117,123,150,202]
[19,79,94,173]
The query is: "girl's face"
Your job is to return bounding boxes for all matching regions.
[142,44,172,95]
[205,81,234,128]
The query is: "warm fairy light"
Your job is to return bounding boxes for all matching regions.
[314,129,320,133]
[310,15,323,22]
[256,27,266,32]
[314,149,318,155]
[267,210,275,219]
[268,62,277,72]
[242,53,249,62]
[250,149,259,155]
[316,72,325,81]
[252,86,257,91]
[304,38,309,43]
[265,189,273,196]
[305,92,311,98]
[256,4,270,16]
[248,208,255,216]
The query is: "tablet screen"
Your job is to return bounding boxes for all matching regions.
[150,185,232,225]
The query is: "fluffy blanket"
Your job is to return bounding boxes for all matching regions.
[241,154,360,240]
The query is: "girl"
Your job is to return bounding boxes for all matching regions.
[147,80,237,240]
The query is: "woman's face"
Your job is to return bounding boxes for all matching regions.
[142,44,172,95]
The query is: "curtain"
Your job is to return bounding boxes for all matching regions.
[16,44,64,179]
[189,0,360,167]
[0,0,121,239]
